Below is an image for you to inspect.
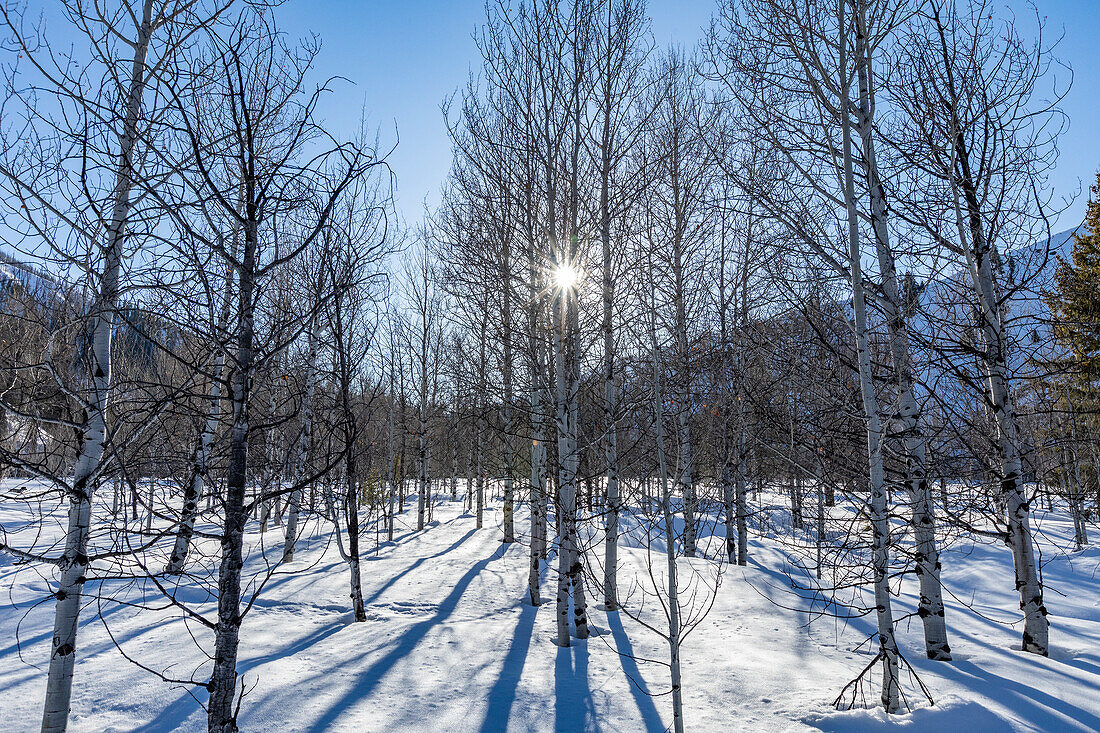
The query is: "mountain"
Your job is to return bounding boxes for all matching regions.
[0,249,67,307]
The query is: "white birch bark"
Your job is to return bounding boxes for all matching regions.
[529,424,546,606]
[166,350,224,574]
[851,3,950,660]
[839,12,900,711]
[527,238,547,605]
[41,4,154,729]
[553,283,588,646]
[950,180,1049,654]
[599,180,619,605]
[283,320,318,562]
[650,282,684,733]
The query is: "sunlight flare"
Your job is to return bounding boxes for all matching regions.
[552,263,581,290]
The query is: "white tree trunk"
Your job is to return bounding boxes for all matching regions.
[528,241,548,606]
[650,294,684,733]
[951,183,1049,654]
[554,289,588,646]
[601,201,620,610]
[41,5,154,730]
[529,425,546,606]
[851,9,950,660]
[840,21,900,710]
[283,323,318,562]
[167,351,224,574]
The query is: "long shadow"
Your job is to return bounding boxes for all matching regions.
[554,638,598,733]
[479,602,538,733]
[923,620,1100,695]
[253,524,436,600]
[0,597,128,660]
[147,612,354,730]
[145,682,206,731]
[361,528,477,607]
[942,659,1100,731]
[305,543,506,732]
[1061,655,1100,677]
[605,611,665,733]
[259,514,465,596]
[250,557,348,598]
[141,528,479,729]
[746,554,876,642]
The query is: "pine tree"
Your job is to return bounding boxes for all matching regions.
[1049,172,1100,386]
[1045,170,1100,544]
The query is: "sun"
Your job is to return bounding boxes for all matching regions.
[552,263,581,290]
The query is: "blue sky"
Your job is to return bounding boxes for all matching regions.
[279,0,1097,232]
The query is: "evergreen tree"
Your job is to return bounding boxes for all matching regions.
[1044,171,1100,540]
[1049,172,1100,386]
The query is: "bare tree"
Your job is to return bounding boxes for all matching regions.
[0,2,235,728]
[889,0,1067,655]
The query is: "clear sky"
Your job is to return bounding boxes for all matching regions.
[278,0,1100,233]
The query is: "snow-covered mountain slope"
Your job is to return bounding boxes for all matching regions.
[0,250,64,305]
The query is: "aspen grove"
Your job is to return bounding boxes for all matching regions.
[1,1,1099,731]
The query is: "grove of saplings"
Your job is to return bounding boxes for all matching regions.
[0,0,1095,731]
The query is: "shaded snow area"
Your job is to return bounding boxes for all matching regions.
[1,482,1098,732]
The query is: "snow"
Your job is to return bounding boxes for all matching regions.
[0,251,65,306]
[0,483,1098,731]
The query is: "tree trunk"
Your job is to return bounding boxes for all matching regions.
[42,6,154,730]
[502,242,516,543]
[951,153,1049,656]
[208,213,258,733]
[284,323,318,563]
[852,7,950,660]
[840,23,900,710]
[554,286,588,646]
[386,361,397,541]
[345,470,366,622]
[650,292,684,733]
[417,408,427,532]
[166,349,221,575]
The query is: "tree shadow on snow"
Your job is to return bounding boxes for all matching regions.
[605,610,665,733]
[303,542,507,732]
[479,601,538,732]
[360,528,478,607]
[924,634,1100,731]
[554,637,598,733]
[147,612,355,730]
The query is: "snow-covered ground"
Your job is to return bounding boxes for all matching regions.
[1,482,1098,732]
